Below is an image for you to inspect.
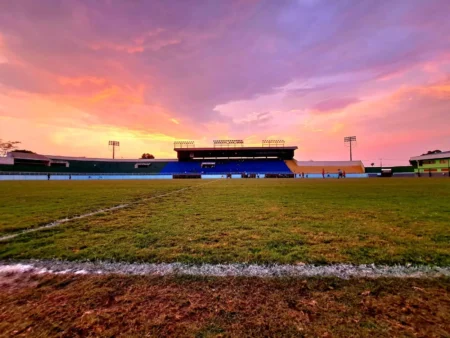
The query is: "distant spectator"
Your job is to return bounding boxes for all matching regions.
[69,175,72,180]
[429,169,432,177]
[343,170,346,178]
[47,173,50,180]
[338,169,342,179]
[322,168,325,178]
[301,172,304,178]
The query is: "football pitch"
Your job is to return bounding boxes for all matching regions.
[1,178,450,336]
[1,178,450,265]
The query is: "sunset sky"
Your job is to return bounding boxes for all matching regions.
[1,0,449,165]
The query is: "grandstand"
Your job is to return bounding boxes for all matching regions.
[0,140,373,178]
[170,141,294,175]
[160,159,291,175]
[286,160,365,174]
[0,153,173,174]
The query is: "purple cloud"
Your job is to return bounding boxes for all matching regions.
[313,97,361,113]
[1,0,450,134]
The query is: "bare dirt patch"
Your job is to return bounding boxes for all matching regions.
[1,274,449,337]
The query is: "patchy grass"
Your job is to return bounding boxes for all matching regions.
[1,178,450,265]
[1,273,449,337]
[0,180,203,235]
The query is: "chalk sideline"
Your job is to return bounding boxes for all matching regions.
[1,260,449,279]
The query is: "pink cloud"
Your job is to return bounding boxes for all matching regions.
[58,76,107,86]
[312,97,361,113]
[0,0,450,162]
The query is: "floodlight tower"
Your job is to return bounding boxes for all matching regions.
[344,136,356,161]
[108,140,120,159]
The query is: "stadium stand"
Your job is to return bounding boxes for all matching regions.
[160,159,291,174]
[0,152,171,174]
[286,160,365,174]
[0,142,375,178]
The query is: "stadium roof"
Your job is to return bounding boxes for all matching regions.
[174,146,298,151]
[174,146,298,161]
[9,152,51,162]
[46,155,177,163]
[410,151,450,161]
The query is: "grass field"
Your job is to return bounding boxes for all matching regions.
[1,178,450,337]
[1,178,449,265]
[0,180,201,235]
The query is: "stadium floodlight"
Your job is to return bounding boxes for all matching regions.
[262,139,285,147]
[213,140,244,147]
[108,140,120,159]
[344,136,357,161]
[174,141,195,149]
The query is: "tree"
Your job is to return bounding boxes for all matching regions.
[0,139,21,156]
[371,163,375,167]
[11,149,35,154]
[422,150,442,155]
[141,153,155,159]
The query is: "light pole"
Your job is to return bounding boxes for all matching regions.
[344,136,356,161]
[108,141,120,159]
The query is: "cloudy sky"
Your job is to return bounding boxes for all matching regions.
[1,0,449,165]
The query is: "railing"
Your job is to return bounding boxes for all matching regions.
[0,171,292,176]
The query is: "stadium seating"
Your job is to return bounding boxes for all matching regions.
[160,160,292,174]
[285,160,365,174]
[0,159,292,175]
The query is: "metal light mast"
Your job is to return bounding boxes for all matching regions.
[108,140,120,159]
[344,136,356,161]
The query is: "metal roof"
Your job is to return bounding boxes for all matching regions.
[9,152,50,162]
[174,146,298,151]
[409,151,450,161]
[46,155,177,163]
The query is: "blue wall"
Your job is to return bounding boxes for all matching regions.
[160,160,291,174]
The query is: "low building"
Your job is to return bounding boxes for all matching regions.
[0,151,173,174]
[0,151,51,166]
[409,151,450,176]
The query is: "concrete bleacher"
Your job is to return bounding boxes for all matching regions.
[160,159,292,174]
[285,160,365,174]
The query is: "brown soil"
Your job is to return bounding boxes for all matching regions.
[1,274,449,337]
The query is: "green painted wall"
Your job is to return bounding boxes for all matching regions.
[0,159,169,174]
[412,157,450,173]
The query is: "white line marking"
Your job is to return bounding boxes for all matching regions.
[0,180,219,242]
[1,260,449,279]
